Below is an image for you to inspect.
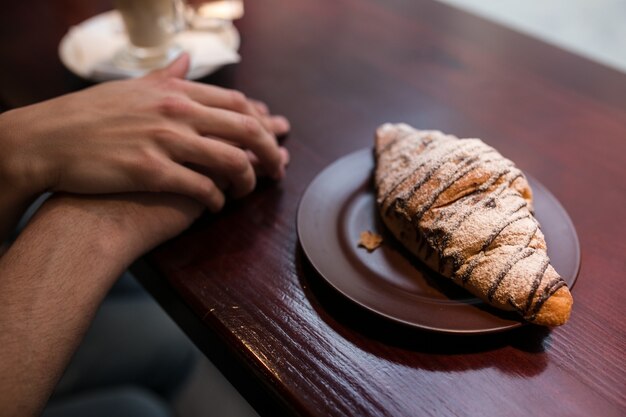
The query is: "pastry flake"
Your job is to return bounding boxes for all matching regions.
[358,230,383,252]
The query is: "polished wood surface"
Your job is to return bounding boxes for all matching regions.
[2,1,625,416]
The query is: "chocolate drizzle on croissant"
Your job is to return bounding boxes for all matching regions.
[374,123,573,326]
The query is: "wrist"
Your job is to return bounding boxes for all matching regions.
[0,110,41,239]
[32,196,141,272]
[0,108,54,199]
[28,193,201,274]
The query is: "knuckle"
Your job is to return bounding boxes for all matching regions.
[203,181,225,211]
[197,176,213,196]
[225,147,251,176]
[229,90,248,112]
[227,151,255,195]
[155,76,183,91]
[156,95,190,117]
[149,123,180,144]
[239,114,263,137]
[136,154,168,192]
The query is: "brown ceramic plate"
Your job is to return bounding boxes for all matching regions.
[297,148,580,334]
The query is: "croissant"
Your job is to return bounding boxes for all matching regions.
[374,123,573,326]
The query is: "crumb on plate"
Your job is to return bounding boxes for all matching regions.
[358,231,383,252]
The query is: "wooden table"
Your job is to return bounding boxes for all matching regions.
[2,1,625,416]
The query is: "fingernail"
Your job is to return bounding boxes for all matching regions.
[273,116,290,133]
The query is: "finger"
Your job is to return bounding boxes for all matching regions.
[178,83,290,136]
[174,103,286,179]
[167,135,257,198]
[179,82,250,112]
[247,147,290,177]
[250,99,269,115]
[246,99,290,136]
[202,115,289,142]
[266,115,291,136]
[280,146,290,166]
[158,162,226,212]
[146,52,191,80]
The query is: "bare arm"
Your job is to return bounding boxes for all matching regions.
[0,53,291,414]
[0,192,202,417]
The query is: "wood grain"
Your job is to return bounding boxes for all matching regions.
[2,0,625,416]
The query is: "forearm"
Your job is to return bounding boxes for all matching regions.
[0,200,134,417]
[0,191,201,416]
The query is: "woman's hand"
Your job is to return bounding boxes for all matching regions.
[0,53,290,213]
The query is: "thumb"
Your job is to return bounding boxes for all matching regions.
[146,52,190,79]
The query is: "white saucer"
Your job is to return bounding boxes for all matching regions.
[59,10,240,81]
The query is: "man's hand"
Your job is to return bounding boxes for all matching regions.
[0,53,290,214]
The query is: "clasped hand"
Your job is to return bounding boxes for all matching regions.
[0,53,289,213]
[0,53,290,255]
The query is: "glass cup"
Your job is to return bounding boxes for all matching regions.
[113,0,186,70]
